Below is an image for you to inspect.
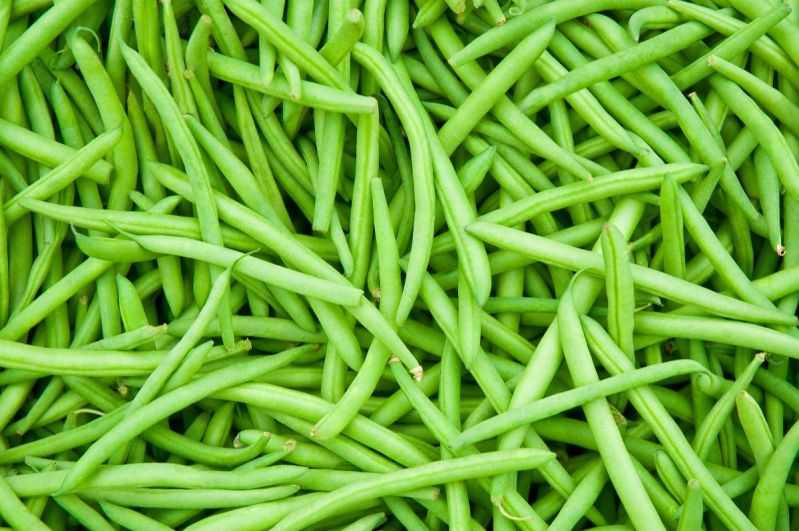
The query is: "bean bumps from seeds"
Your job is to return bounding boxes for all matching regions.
[0,0,797,529]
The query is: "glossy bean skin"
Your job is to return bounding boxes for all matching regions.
[557,277,665,530]
[451,360,706,448]
[581,316,757,530]
[4,1,799,528]
[466,221,797,326]
[57,345,313,493]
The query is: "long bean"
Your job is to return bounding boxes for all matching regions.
[3,1,798,528]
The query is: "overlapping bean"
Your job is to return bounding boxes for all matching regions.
[0,0,798,529]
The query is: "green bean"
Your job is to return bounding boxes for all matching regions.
[340,512,387,531]
[659,174,686,280]
[634,312,799,357]
[670,4,790,90]
[438,18,555,154]
[321,8,364,66]
[121,39,236,348]
[709,54,799,141]
[667,1,799,86]
[186,15,222,119]
[750,418,799,529]
[736,391,775,475]
[83,485,301,508]
[448,0,662,65]
[21,199,259,252]
[479,163,705,226]
[601,223,635,358]
[12,376,64,435]
[0,185,11,326]
[427,18,592,180]
[413,0,447,29]
[233,87,295,231]
[52,494,114,531]
[271,450,554,530]
[0,339,199,376]
[0,471,48,529]
[678,184,777,310]
[223,0,349,90]
[385,0,408,61]
[539,51,642,158]
[710,74,799,206]
[589,14,761,224]
[99,501,172,531]
[413,272,510,412]
[0,1,9,49]
[70,33,138,213]
[8,231,64,316]
[135,267,233,410]
[116,273,149,334]
[97,231,362,306]
[450,360,706,448]
[348,111,378,289]
[628,6,681,41]
[676,480,703,531]
[57,345,313,493]
[519,21,713,114]
[184,493,375,530]
[186,115,284,228]
[4,1,799,527]
[162,341,215,392]
[0,117,111,186]
[352,43,434,324]
[466,221,796,325]
[727,0,799,65]
[549,459,608,531]
[0,257,111,341]
[421,119,492,306]
[558,276,665,530]
[152,161,421,376]
[654,450,687,503]
[753,146,785,256]
[457,271,480,370]
[458,145,496,196]
[162,0,195,115]
[0,0,98,89]
[582,315,758,530]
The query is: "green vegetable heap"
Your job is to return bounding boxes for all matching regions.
[0,0,797,529]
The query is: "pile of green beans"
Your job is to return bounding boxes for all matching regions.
[1,0,799,528]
